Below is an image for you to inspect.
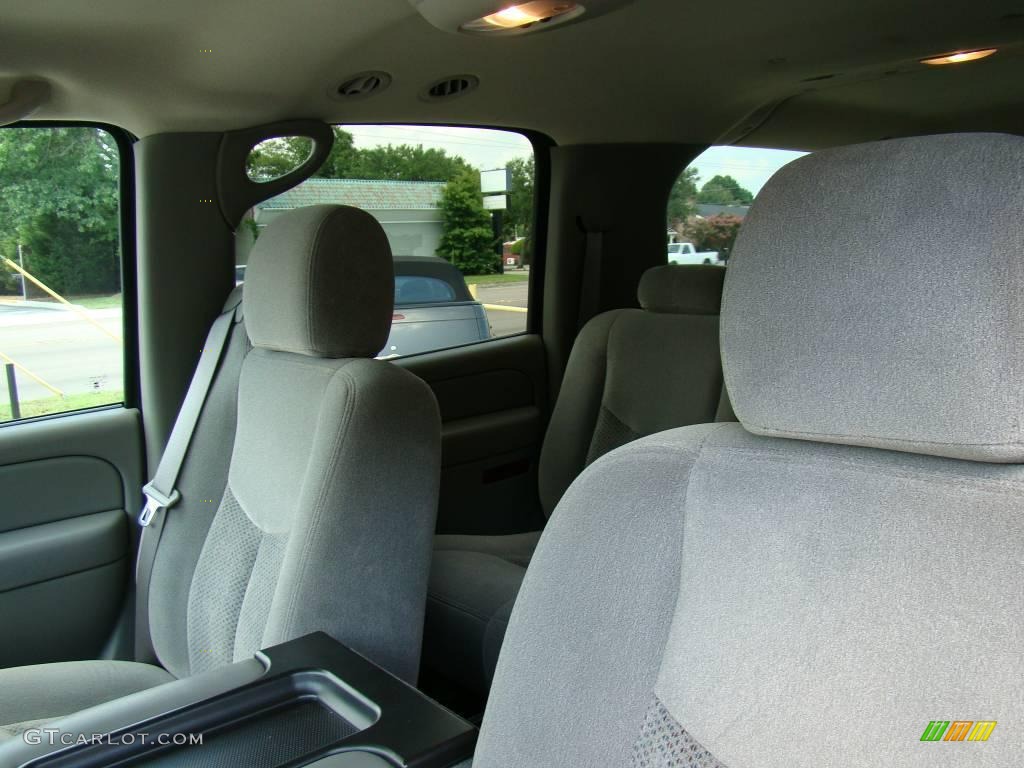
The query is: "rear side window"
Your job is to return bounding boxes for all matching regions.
[239,125,537,358]
[667,146,806,264]
[0,126,126,424]
[395,276,457,305]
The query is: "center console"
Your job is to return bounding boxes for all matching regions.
[0,634,476,768]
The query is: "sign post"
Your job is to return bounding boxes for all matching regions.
[480,169,510,274]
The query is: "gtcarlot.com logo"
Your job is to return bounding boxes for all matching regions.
[920,721,997,742]
[23,729,204,747]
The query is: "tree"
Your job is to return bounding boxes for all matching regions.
[246,129,473,184]
[347,143,472,182]
[245,135,314,181]
[696,174,754,206]
[504,157,534,239]
[437,170,495,275]
[682,214,744,260]
[667,166,699,228]
[0,127,120,295]
[315,128,358,178]
[503,156,534,263]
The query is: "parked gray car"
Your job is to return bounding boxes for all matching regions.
[379,256,490,358]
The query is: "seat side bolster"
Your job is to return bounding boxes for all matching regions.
[537,310,623,516]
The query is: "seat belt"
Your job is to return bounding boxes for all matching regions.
[134,290,242,661]
[576,217,609,330]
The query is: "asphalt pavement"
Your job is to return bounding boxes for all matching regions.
[474,281,529,338]
[0,304,123,403]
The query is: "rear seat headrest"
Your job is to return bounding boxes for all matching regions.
[244,204,394,358]
[638,264,726,315]
[721,132,1024,462]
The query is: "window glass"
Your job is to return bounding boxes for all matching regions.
[0,126,124,424]
[668,146,806,264]
[239,125,535,358]
[395,276,456,305]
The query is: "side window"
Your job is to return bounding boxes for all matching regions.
[239,125,536,359]
[667,146,806,264]
[0,126,125,424]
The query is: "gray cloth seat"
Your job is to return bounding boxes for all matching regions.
[423,265,729,697]
[468,133,1023,767]
[0,204,441,737]
[0,661,173,740]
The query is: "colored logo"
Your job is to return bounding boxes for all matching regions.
[920,721,997,742]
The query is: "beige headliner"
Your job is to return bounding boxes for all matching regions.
[2,0,1022,148]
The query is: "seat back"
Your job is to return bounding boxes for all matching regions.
[538,264,728,515]
[146,205,441,684]
[473,134,1023,767]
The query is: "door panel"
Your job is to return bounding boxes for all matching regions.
[0,408,143,666]
[396,334,548,536]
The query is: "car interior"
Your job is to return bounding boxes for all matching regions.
[0,1,1021,766]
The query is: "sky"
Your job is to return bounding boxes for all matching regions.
[346,125,533,171]
[689,146,807,196]
[345,125,806,197]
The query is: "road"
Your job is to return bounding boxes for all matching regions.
[0,281,530,405]
[0,305,123,402]
[474,282,529,338]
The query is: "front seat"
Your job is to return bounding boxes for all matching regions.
[0,204,441,738]
[424,265,730,697]
[467,133,1022,766]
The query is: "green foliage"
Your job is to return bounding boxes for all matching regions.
[682,214,744,259]
[437,170,496,275]
[245,136,314,181]
[0,127,120,295]
[315,128,357,178]
[696,174,754,206]
[504,156,534,241]
[346,143,472,182]
[20,213,120,294]
[246,128,473,183]
[667,166,700,225]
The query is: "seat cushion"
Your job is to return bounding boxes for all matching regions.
[424,532,541,694]
[0,660,173,740]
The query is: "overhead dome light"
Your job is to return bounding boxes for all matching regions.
[921,48,997,66]
[462,2,584,33]
[408,0,634,36]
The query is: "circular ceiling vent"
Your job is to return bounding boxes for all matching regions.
[335,71,391,100]
[423,75,479,101]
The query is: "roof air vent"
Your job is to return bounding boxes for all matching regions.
[335,71,391,100]
[423,75,479,101]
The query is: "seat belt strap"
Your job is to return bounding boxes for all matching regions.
[576,217,609,330]
[138,298,240,528]
[134,291,241,660]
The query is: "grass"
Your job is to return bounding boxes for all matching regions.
[0,390,123,422]
[465,273,529,285]
[71,294,122,310]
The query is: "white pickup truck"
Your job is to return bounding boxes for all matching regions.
[667,241,720,265]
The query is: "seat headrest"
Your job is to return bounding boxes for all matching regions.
[638,265,725,315]
[244,204,394,358]
[721,133,1024,462]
